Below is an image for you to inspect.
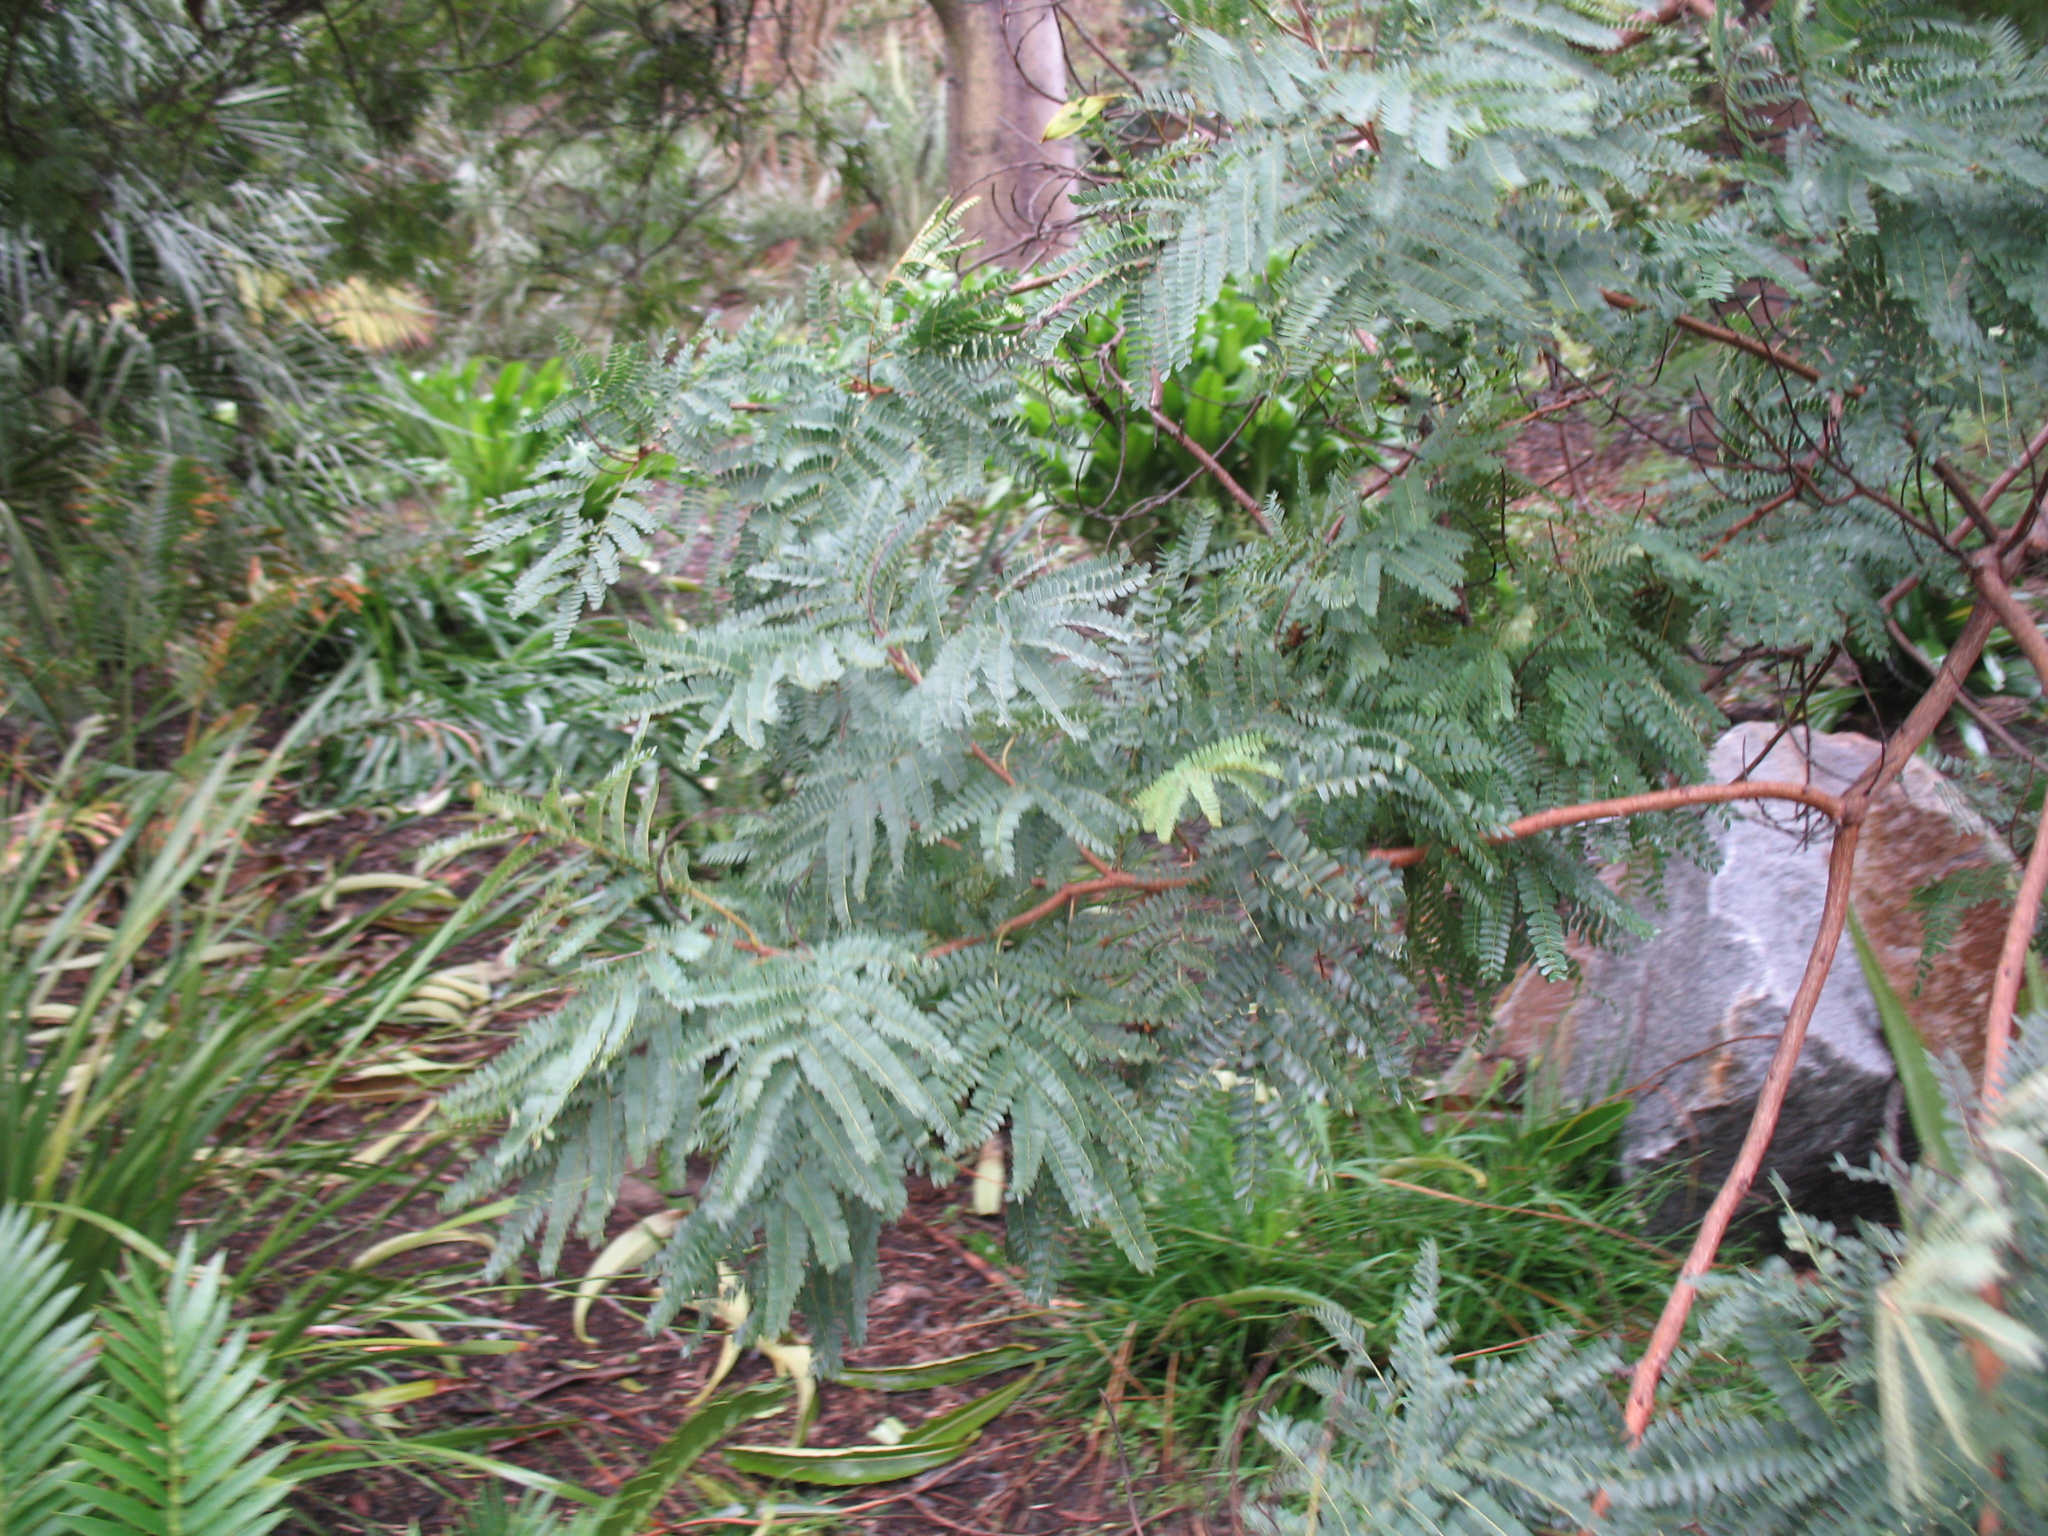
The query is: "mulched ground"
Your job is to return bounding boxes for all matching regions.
[277,1169,1213,1536]
[133,790,1222,1536]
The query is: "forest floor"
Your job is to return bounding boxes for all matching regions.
[281,1173,1195,1535]
[241,802,1207,1536]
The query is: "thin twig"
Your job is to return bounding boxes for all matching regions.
[1100,1388,1151,1536]
[1884,615,2048,777]
[1364,780,1845,868]
[1145,396,1275,533]
[899,1211,1034,1303]
[968,741,1017,788]
[929,868,1200,958]
[1935,458,2004,546]
[1702,485,1800,559]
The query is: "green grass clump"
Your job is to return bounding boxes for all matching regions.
[1054,1087,1680,1471]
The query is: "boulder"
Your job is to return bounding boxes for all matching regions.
[1468,723,2013,1231]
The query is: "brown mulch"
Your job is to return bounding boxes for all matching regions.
[129,791,1198,1535]
[278,1174,1206,1536]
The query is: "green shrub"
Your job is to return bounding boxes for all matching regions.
[1023,277,1362,547]
[377,359,575,513]
[1250,1043,2048,1536]
[1056,1087,1676,1469]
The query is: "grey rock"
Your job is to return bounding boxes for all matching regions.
[1470,723,2012,1230]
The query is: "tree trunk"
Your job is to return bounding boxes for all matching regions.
[927,0,1074,268]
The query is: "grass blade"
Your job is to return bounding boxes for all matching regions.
[594,1380,792,1536]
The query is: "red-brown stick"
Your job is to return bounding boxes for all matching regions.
[1364,780,1844,868]
[1985,798,2048,1111]
[1672,313,1823,383]
[1621,595,2004,1438]
[1967,561,2048,1106]
[1146,401,1275,535]
[1622,819,1862,1439]
[926,868,1198,958]
[1983,417,2048,520]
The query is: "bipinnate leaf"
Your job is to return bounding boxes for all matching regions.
[1131,733,1281,842]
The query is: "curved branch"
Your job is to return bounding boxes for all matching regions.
[927,867,1198,958]
[1622,592,2004,1439]
[1364,780,1845,869]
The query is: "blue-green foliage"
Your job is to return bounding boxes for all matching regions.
[0,1212,291,1536]
[1255,1047,2048,1535]
[440,0,2048,1378]
[439,24,1721,1357]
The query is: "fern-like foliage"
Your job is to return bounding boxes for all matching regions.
[0,1209,95,1536]
[1253,1047,2048,1535]
[435,2,1756,1360]
[1253,1242,1622,1535]
[445,0,2048,1369]
[69,1242,290,1536]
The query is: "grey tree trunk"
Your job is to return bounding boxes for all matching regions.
[927,0,1075,268]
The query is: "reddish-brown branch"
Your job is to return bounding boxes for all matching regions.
[1984,417,2048,519]
[968,741,1017,788]
[1323,448,1420,545]
[1703,486,1800,559]
[1966,560,2048,1105]
[1146,399,1275,535]
[1364,780,1845,868]
[1600,0,1712,49]
[1671,313,1823,383]
[992,871,1197,941]
[1986,794,2048,1109]
[1885,616,2048,777]
[1623,818,1865,1439]
[1600,288,1845,389]
[1622,592,2004,1437]
[1006,261,1086,297]
[926,868,1198,958]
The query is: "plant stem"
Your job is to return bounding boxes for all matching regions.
[1364,780,1845,868]
[1965,558,2048,1107]
[1621,818,1862,1439]
[1622,567,2010,1435]
[1145,376,1274,534]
